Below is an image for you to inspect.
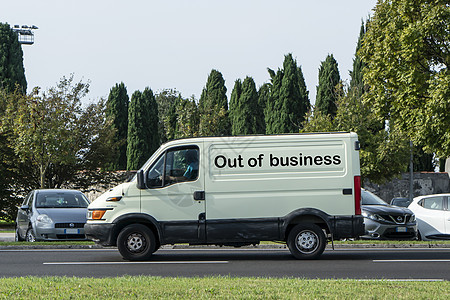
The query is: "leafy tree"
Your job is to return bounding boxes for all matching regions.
[0,23,26,93]
[106,82,129,170]
[315,54,341,117]
[155,89,181,143]
[199,69,230,136]
[127,88,159,170]
[359,0,450,158]
[169,96,200,140]
[265,54,310,134]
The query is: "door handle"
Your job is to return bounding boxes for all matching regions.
[193,191,205,201]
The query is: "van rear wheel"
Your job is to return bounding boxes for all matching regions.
[117,224,157,261]
[287,224,326,259]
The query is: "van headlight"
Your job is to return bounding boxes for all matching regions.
[35,214,53,228]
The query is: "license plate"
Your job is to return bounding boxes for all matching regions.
[65,229,79,234]
[396,227,407,232]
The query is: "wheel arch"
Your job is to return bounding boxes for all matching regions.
[111,213,162,247]
[282,208,332,241]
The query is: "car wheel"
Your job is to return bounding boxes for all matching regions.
[15,227,25,242]
[287,223,326,260]
[117,224,157,261]
[25,227,36,242]
[417,230,423,241]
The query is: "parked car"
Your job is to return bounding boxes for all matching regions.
[361,189,417,240]
[407,194,450,240]
[390,197,412,207]
[15,189,90,242]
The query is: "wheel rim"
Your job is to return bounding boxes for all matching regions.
[26,230,35,242]
[295,230,319,254]
[126,233,146,253]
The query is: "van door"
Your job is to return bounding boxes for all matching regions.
[140,145,206,244]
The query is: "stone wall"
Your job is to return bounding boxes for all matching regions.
[364,172,450,203]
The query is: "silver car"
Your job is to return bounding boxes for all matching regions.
[15,189,90,242]
[361,189,417,240]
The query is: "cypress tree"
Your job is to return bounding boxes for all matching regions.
[127,88,159,170]
[316,54,341,117]
[106,82,129,170]
[0,23,27,93]
[230,77,260,135]
[265,54,310,134]
[256,83,270,134]
[199,69,230,136]
[350,21,367,95]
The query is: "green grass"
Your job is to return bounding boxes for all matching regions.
[0,241,96,246]
[0,276,447,299]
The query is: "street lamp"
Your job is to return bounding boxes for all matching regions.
[12,24,38,45]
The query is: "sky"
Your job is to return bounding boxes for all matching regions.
[2,0,377,105]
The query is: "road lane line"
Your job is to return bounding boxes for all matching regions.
[44,261,229,265]
[374,259,450,262]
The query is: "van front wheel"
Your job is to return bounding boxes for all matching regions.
[287,224,326,259]
[117,224,157,261]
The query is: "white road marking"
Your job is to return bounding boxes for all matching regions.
[374,259,450,262]
[44,261,229,265]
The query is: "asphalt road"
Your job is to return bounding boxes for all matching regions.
[0,247,449,280]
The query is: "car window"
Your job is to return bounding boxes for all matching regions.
[361,190,387,205]
[421,196,444,211]
[22,192,33,206]
[147,154,165,188]
[35,192,90,208]
[164,148,199,186]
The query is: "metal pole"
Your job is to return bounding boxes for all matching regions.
[409,140,413,201]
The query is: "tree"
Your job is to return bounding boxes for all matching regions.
[359,0,450,158]
[155,89,181,143]
[0,23,26,93]
[169,96,200,139]
[229,77,261,135]
[127,88,159,170]
[256,83,270,134]
[265,54,310,134]
[315,54,341,117]
[1,75,115,191]
[106,82,129,170]
[349,21,368,95]
[198,69,230,136]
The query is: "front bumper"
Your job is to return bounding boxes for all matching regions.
[34,227,87,241]
[361,218,417,240]
[84,223,116,246]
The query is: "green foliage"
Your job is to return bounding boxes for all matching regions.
[360,0,450,158]
[127,88,159,170]
[0,23,26,94]
[350,20,368,95]
[106,82,129,171]
[164,95,199,140]
[155,89,181,143]
[265,54,310,134]
[229,77,262,135]
[315,54,342,117]
[199,69,230,136]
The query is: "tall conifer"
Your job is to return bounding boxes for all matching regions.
[0,23,26,93]
[106,82,129,170]
[316,54,341,117]
[198,69,230,136]
[127,88,159,170]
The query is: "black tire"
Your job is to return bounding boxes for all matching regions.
[15,227,25,242]
[25,227,36,242]
[117,224,157,261]
[287,223,326,260]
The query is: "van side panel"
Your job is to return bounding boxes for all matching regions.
[205,135,355,222]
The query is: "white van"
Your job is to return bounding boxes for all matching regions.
[85,133,364,260]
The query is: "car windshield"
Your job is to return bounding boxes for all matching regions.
[35,192,90,208]
[361,190,387,205]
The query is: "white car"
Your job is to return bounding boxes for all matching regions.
[408,194,450,240]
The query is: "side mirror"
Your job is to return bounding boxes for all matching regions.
[136,170,147,190]
[20,204,29,211]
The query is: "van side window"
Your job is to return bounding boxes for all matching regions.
[164,147,199,187]
[147,154,165,188]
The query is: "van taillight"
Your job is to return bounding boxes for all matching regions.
[354,176,361,215]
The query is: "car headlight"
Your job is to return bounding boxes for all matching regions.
[410,214,416,222]
[362,211,384,221]
[35,214,53,228]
